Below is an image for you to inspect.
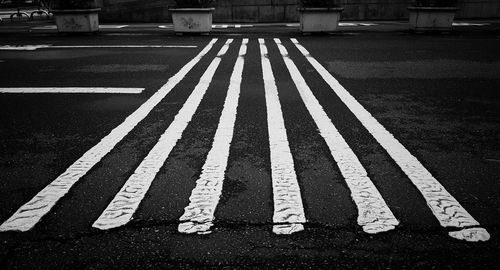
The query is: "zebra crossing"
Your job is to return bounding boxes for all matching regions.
[0,38,491,242]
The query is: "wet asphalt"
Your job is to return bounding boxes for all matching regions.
[0,31,499,269]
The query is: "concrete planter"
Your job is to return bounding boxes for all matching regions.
[169,8,215,33]
[408,7,459,32]
[298,7,344,33]
[52,9,101,33]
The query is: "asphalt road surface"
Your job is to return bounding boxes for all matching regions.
[0,31,499,269]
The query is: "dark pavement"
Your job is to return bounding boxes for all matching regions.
[0,24,499,269]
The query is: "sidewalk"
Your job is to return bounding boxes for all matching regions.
[1,14,500,35]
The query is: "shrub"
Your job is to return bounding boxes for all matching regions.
[52,0,98,9]
[174,0,215,8]
[413,0,458,7]
[300,0,341,8]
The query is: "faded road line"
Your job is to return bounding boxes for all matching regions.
[260,38,306,235]
[0,87,144,94]
[92,39,233,230]
[0,39,218,232]
[0,45,197,51]
[291,38,490,242]
[179,39,248,234]
[275,38,398,234]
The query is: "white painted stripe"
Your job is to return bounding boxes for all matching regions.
[92,39,234,230]
[274,38,398,234]
[0,87,144,94]
[235,24,241,28]
[99,25,128,29]
[31,25,129,30]
[291,38,490,242]
[259,38,306,235]
[178,39,248,234]
[453,22,489,26]
[31,25,56,30]
[50,45,197,49]
[0,39,218,232]
[0,45,196,51]
[0,45,50,51]
[158,25,174,29]
[339,23,358,26]
[222,25,229,28]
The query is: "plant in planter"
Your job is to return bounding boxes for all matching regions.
[169,0,215,33]
[298,0,344,33]
[51,0,100,33]
[408,0,459,32]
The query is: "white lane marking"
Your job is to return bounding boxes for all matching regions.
[339,23,357,26]
[92,39,234,230]
[291,38,490,242]
[274,39,398,234]
[31,25,129,30]
[339,23,378,26]
[51,45,197,49]
[453,22,489,26]
[0,39,218,232]
[99,25,128,29]
[31,25,57,30]
[0,45,51,51]
[0,45,197,51]
[259,38,306,235]
[159,25,173,29]
[235,24,241,28]
[178,39,248,234]
[0,87,144,94]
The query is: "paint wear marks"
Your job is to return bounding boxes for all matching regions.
[92,39,234,230]
[31,25,128,30]
[178,39,248,234]
[0,39,218,232]
[274,39,398,234]
[52,45,197,49]
[99,25,128,29]
[260,39,306,235]
[291,38,490,242]
[0,45,51,51]
[0,87,144,94]
[0,45,196,51]
[452,22,489,26]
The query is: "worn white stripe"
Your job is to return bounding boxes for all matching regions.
[235,24,241,28]
[99,25,128,29]
[31,25,128,30]
[274,38,398,234]
[0,45,196,51]
[0,87,144,94]
[259,39,306,235]
[51,45,197,49]
[92,39,234,230]
[31,25,57,30]
[178,39,248,234]
[0,39,218,232]
[291,38,490,242]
